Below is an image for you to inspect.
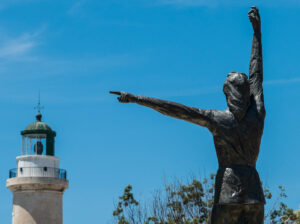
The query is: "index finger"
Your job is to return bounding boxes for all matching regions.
[109,91,121,95]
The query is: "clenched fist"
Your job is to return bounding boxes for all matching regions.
[248,6,261,32]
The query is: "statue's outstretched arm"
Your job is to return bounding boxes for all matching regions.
[110,91,215,128]
[248,6,265,116]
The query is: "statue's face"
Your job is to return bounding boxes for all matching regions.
[223,72,250,120]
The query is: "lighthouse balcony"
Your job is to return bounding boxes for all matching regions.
[9,167,67,180]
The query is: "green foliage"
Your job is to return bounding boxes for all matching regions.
[266,185,300,224]
[113,185,140,224]
[113,176,299,224]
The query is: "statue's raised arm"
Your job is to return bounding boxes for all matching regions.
[248,6,265,117]
[109,91,216,129]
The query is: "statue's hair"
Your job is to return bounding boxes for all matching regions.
[223,72,250,120]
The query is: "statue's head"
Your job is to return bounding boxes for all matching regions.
[223,72,250,120]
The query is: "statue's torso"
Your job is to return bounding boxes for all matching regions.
[212,105,264,167]
[209,102,266,204]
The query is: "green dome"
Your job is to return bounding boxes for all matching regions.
[21,113,56,136]
[24,121,52,131]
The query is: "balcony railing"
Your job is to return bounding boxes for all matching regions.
[9,167,67,180]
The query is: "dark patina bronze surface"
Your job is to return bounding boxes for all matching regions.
[111,6,265,224]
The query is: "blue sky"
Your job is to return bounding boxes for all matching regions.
[0,0,299,223]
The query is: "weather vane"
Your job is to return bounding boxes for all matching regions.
[34,91,44,114]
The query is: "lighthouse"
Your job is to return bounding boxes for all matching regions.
[6,109,68,224]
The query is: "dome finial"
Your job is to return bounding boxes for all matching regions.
[34,91,44,121]
[36,113,42,121]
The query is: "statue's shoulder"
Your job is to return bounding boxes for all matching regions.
[212,109,232,120]
[208,109,234,130]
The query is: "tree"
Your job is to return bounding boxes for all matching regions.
[113,175,300,224]
[265,186,300,224]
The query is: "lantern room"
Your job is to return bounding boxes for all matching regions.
[21,112,56,156]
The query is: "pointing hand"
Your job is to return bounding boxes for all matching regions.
[109,91,135,103]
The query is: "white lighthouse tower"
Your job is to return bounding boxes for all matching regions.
[6,109,68,224]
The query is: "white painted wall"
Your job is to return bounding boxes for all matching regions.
[16,155,60,178]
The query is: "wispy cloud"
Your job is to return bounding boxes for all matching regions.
[0,27,45,59]
[0,37,36,58]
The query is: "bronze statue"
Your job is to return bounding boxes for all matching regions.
[110,6,265,224]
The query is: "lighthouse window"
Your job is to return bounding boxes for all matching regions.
[34,141,44,155]
[22,135,46,156]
